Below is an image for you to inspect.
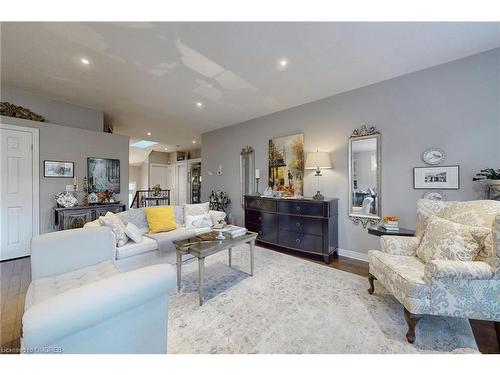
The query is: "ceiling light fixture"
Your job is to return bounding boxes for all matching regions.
[147,132,151,136]
[164,147,168,151]
[277,58,289,71]
[192,140,196,144]
[81,58,90,65]
[196,101,203,108]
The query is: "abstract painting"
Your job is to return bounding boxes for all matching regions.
[268,133,304,196]
[87,157,121,193]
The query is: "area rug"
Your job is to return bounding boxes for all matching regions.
[167,245,478,354]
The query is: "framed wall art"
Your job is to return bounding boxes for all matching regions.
[268,133,304,196]
[44,160,74,178]
[413,165,459,190]
[87,157,120,193]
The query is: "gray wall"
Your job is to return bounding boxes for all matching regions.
[201,48,500,257]
[1,86,104,132]
[1,115,129,234]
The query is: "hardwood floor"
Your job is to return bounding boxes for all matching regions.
[0,249,498,354]
[1,256,30,354]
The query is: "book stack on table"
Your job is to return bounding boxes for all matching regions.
[382,216,400,232]
[221,225,247,238]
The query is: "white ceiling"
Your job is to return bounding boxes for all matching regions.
[2,22,500,161]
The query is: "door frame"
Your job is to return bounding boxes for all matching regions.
[0,123,40,237]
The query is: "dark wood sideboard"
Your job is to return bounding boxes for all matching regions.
[244,196,339,263]
[54,203,126,231]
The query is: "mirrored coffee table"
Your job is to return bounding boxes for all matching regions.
[173,231,258,305]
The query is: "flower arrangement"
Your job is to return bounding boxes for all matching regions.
[209,190,231,212]
[383,216,400,223]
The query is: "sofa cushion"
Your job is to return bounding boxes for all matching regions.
[183,202,209,223]
[145,206,177,234]
[185,213,213,229]
[369,250,429,299]
[124,222,143,243]
[115,236,158,260]
[117,208,149,231]
[440,200,500,228]
[25,261,118,311]
[416,216,488,263]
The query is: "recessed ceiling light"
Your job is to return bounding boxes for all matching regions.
[277,58,289,71]
[192,140,196,144]
[164,147,168,151]
[196,101,203,107]
[147,132,151,136]
[81,58,90,65]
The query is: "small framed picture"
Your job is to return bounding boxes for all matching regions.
[44,160,74,178]
[413,165,459,190]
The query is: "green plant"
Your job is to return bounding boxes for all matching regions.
[209,190,231,212]
[473,168,500,181]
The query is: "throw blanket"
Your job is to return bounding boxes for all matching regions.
[145,227,208,264]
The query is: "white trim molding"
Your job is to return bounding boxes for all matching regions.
[336,248,369,262]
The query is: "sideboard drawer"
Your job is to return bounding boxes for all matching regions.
[278,215,323,236]
[279,230,323,253]
[245,210,278,227]
[278,201,324,217]
[246,223,278,243]
[245,197,276,212]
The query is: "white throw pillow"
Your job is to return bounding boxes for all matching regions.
[99,212,128,247]
[185,214,213,229]
[124,222,143,243]
[183,202,209,223]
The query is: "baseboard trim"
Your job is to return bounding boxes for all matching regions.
[336,248,369,262]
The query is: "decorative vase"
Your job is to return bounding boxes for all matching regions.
[486,180,500,200]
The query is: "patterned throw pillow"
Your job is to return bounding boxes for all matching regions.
[185,214,213,229]
[183,202,209,223]
[124,222,143,243]
[416,215,489,263]
[99,212,128,247]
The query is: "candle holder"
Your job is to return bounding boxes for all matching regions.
[254,177,262,196]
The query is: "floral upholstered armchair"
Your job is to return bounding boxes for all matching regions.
[368,199,500,343]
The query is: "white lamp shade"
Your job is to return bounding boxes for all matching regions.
[305,151,332,169]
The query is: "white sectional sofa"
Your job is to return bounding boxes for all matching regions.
[23,227,176,354]
[84,204,226,270]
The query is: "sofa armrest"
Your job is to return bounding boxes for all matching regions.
[424,260,494,281]
[22,264,175,349]
[380,235,420,256]
[31,227,115,280]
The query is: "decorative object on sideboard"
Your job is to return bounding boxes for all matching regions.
[305,150,332,200]
[0,102,45,122]
[413,165,459,189]
[54,191,78,208]
[240,146,255,206]
[97,190,115,204]
[268,133,304,197]
[348,126,381,228]
[87,157,120,193]
[82,177,89,206]
[262,186,273,197]
[88,192,99,205]
[423,191,447,201]
[209,190,231,213]
[422,148,445,165]
[44,160,74,178]
[152,184,162,196]
[473,168,500,200]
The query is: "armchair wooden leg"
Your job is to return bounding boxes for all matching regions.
[403,308,422,344]
[367,274,376,295]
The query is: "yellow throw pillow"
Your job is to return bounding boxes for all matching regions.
[145,206,177,234]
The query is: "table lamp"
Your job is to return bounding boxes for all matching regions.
[305,150,332,200]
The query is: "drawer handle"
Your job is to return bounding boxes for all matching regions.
[258,230,263,235]
[295,222,301,228]
[295,238,301,244]
[258,216,262,221]
[295,206,301,212]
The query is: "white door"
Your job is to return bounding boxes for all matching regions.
[176,162,188,205]
[150,164,176,204]
[0,127,37,260]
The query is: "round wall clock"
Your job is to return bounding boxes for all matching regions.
[422,148,445,165]
[423,191,446,201]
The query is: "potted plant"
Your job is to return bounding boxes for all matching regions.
[473,168,500,200]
